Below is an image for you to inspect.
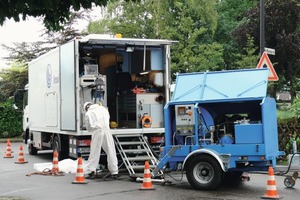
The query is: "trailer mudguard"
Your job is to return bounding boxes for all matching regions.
[182,148,230,172]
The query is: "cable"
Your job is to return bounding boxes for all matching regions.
[163,168,185,182]
[277,152,300,175]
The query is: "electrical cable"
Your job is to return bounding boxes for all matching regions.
[163,168,185,182]
[277,152,300,175]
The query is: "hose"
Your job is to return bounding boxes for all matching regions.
[26,168,65,176]
[277,152,300,175]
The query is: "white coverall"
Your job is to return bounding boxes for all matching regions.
[85,104,118,175]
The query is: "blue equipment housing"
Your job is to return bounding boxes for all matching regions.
[155,68,284,179]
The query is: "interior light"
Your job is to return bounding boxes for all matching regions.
[139,71,150,75]
[126,46,135,52]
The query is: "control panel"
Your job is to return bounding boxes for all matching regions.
[175,104,195,135]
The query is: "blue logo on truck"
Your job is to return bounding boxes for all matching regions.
[46,64,52,88]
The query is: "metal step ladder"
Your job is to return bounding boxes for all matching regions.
[113,133,163,178]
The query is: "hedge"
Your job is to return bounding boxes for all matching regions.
[0,99,23,138]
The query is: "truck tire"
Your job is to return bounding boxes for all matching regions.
[53,135,68,160]
[28,143,38,155]
[186,154,223,190]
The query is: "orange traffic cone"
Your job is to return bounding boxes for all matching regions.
[72,157,88,184]
[15,145,28,164]
[261,166,282,199]
[140,161,155,190]
[4,139,14,158]
[51,150,59,173]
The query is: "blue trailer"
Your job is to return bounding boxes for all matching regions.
[153,68,284,190]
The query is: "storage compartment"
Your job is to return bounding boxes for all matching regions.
[118,93,164,128]
[234,123,263,144]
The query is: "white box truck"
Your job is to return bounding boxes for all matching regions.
[14,34,176,160]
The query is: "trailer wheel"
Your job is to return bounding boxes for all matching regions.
[186,155,223,190]
[28,143,38,155]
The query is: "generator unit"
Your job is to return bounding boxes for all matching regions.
[153,68,284,190]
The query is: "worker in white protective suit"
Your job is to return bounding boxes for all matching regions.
[84,102,119,180]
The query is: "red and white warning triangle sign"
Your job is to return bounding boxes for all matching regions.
[256,52,279,81]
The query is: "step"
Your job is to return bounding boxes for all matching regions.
[122,149,149,153]
[127,156,155,161]
[114,134,142,138]
[117,141,144,145]
[130,165,156,170]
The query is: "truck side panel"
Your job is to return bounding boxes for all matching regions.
[29,48,61,132]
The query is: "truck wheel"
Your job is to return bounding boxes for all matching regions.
[186,155,223,190]
[53,135,62,159]
[53,135,68,160]
[28,143,38,155]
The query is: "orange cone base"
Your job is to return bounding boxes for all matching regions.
[4,155,14,158]
[15,161,28,164]
[140,186,155,190]
[261,195,282,199]
[72,180,88,184]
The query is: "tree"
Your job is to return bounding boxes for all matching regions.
[88,0,160,38]
[87,0,222,79]
[232,0,300,98]
[0,0,109,31]
[44,10,91,45]
[2,9,91,66]
[1,42,52,64]
[1,10,89,102]
[0,98,23,138]
[0,62,28,100]
[215,0,257,69]
[235,35,260,69]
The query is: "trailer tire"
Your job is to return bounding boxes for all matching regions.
[186,154,223,190]
[28,143,38,155]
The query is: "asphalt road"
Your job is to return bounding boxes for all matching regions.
[0,142,299,200]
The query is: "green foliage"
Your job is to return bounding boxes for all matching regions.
[290,97,300,118]
[285,132,300,154]
[0,63,26,138]
[235,35,260,69]
[277,96,300,123]
[232,0,300,98]
[277,110,295,123]
[88,0,222,80]
[0,99,22,138]
[0,62,28,100]
[1,42,52,63]
[184,42,224,72]
[0,0,109,31]
[215,0,257,69]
